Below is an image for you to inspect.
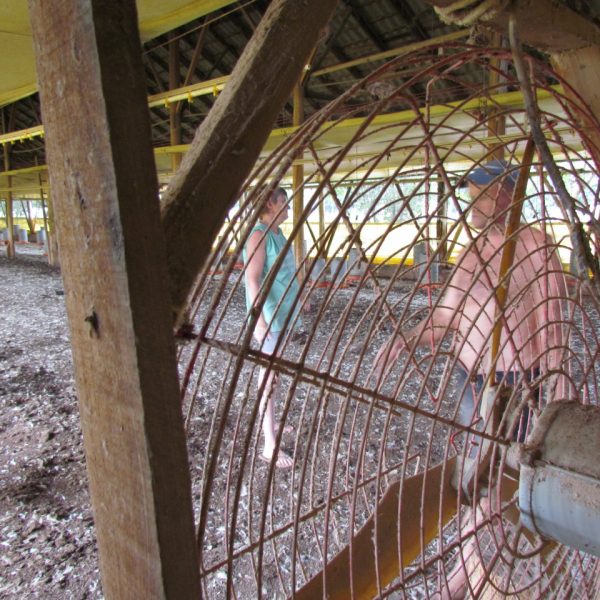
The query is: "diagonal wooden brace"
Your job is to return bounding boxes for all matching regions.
[161,0,339,324]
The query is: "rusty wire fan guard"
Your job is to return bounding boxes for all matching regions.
[179,45,600,598]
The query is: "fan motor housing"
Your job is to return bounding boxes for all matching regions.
[519,401,600,557]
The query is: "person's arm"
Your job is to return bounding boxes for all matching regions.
[373,245,475,376]
[245,229,270,341]
[374,256,474,377]
[373,298,459,376]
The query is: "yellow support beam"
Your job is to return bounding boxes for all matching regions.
[0,30,470,146]
[0,124,44,145]
[0,86,568,179]
[147,75,229,108]
[312,29,470,77]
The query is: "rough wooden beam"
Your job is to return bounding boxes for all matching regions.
[161,0,339,322]
[29,1,200,598]
[426,1,600,162]
[426,0,600,53]
[551,46,600,164]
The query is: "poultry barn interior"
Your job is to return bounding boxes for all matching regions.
[1,1,600,598]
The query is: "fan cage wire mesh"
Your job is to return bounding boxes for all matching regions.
[177,44,600,598]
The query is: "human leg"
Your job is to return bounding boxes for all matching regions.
[443,370,540,597]
[437,496,500,599]
[455,368,480,430]
[257,331,293,468]
[442,371,494,598]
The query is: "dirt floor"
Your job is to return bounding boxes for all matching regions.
[3,244,598,599]
[0,246,517,600]
[0,248,102,599]
[178,256,461,598]
[0,245,447,599]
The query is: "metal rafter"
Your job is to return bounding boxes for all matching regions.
[309,3,354,74]
[205,21,243,70]
[345,0,389,52]
[145,45,216,139]
[389,0,431,41]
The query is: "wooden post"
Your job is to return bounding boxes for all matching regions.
[551,46,600,165]
[3,144,15,259]
[160,0,339,323]
[488,33,506,161]
[169,32,183,173]
[29,2,200,598]
[292,82,305,274]
[38,171,56,264]
[44,183,60,266]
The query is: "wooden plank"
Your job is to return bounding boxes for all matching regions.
[160,0,339,322]
[425,0,600,53]
[295,459,457,599]
[551,45,600,165]
[28,2,200,598]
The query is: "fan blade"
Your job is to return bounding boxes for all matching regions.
[492,470,543,550]
[294,457,458,599]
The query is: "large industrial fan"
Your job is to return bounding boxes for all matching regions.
[178,42,600,598]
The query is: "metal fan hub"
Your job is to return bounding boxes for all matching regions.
[519,402,600,557]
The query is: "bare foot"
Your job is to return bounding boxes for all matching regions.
[260,448,294,469]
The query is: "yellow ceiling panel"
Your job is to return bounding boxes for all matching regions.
[137,0,236,40]
[0,0,237,107]
[0,31,36,106]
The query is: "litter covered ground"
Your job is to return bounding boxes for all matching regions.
[0,248,102,599]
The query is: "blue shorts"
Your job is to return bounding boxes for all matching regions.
[455,369,540,442]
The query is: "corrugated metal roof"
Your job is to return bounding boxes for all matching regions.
[1,0,596,171]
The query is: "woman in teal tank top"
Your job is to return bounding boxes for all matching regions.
[243,225,300,335]
[243,187,301,468]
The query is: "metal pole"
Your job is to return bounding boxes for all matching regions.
[292,82,305,275]
[3,143,15,259]
[169,32,182,173]
[488,33,506,161]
